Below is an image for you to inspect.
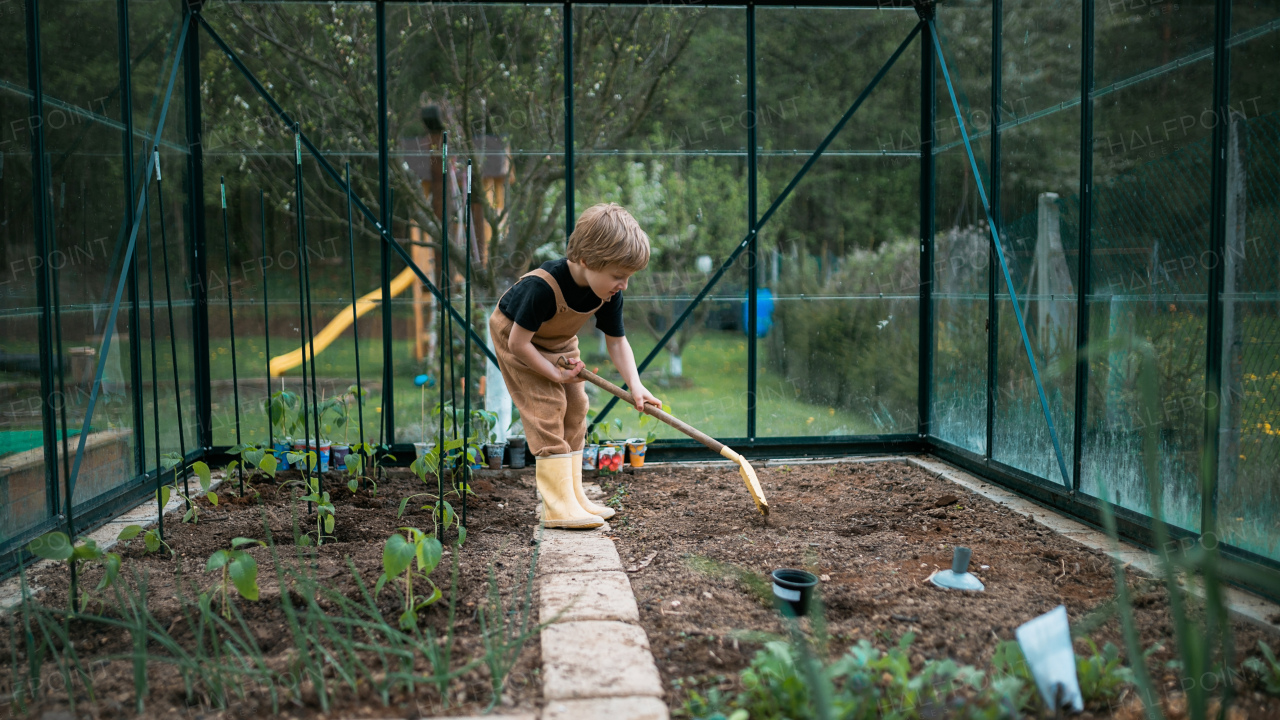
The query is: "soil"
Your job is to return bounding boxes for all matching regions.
[5,464,545,719]
[605,457,1280,718]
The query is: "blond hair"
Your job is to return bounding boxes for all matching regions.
[566,203,650,272]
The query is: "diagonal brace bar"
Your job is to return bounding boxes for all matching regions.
[593,21,923,429]
[196,14,497,367]
[929,21,1072,486]
[67,16,191,501]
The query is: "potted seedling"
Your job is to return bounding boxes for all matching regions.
[506,417,527,469]
[472,409,504,469]
[321,394,350,469]
[596,417,625,476]
[266,389,300,470]
[627,404,668,468]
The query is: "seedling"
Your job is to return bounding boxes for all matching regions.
[374,527,444,629]
[1244,640,1280,695]
[298,474,335,546]
[172,460,218,523]
[116,524,173,556]
[344,452,375,494]
[227,441,278,484]
[205,537,266,618]
[27,532,121,613]
[401,442,467,540]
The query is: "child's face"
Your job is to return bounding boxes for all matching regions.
[581,263,634,301]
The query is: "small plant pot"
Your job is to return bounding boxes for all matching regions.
[625,438,647,468]
[331,443,351,468]
[273,440,292,470]
[483,443,506,470]
[306,440,331,473]
[582,444,600,470]
[507,436,527,469]
[597,444,623,475]
[413,441,434,459]
[770,568,819,618]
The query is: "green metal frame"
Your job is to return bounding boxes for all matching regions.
[4,0,1279,600]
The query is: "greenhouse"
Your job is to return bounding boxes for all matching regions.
[0,0,1278,717]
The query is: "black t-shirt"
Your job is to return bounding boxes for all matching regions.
[498,259,625,337]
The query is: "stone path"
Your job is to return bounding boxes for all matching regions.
[536,484,668,720]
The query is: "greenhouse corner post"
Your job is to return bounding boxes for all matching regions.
[377,2,393,447]
[1071,0,1096,495]
[564,2,574,238]
[918,0,935,442]
[187,3,213,454]
[119,0,146,482]
[1202,0,1233,539]
[746,2,758,443]
[23,0,63,538]
[985,0,1002,462]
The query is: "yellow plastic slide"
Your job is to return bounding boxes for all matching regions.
[269,267,417,376]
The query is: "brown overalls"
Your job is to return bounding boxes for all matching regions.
[489,268,600,456]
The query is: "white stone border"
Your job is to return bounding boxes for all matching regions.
[535,482,669,720]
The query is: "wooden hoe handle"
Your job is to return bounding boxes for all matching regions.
[560,359,725,454]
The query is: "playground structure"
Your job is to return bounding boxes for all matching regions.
[267,113,512,376]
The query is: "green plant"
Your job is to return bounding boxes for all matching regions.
[266,389,302,439]
[589,416,625,445]
[683,555,771,607]
[173,460,218,523]
[344,452,375,494]
[228,441,278,484]
[342,384,368,445]
[298,474,335,546]
[205,538,266,618]
[374,528,444,629]
[116,523,173,556]
[1243,641,1280,695]
[318,394,348,443]
[26,532,121,613]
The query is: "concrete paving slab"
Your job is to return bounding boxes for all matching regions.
[541,571,639,624]
[542,696,669,720]
[541,620,663,700]
[536,534,623,575]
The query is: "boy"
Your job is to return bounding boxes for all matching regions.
[489,203,660,529]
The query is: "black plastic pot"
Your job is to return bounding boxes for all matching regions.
[484,443,506,470]
[506,436,527,469]
[770,568,819,617]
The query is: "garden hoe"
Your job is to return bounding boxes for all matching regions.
[563,359,769,515]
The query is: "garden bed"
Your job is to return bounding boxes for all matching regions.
[605,458,1280,718]
[5,464,544,719]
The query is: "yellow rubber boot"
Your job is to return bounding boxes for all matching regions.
[572,450,616,519]
[537,454,603,529]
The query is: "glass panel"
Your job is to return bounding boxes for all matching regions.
[201,1,382,454]
[0,2,51,546]
[574,5,748,441]
[1216,5,1280,561]
[1083,0,1215,531]
[991,0,1082,485]
[931,1,993,454]
[386,4,563,444]
[37,0,139,509]
[756,7,920,438]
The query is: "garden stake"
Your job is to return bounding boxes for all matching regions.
[297,131,324,482]
[154,149,190,509]
[292,131,314,502]
[260,190,273,455]
[343,163,367,476]
[563,361,769,515]
[220,177,244,494]
[437,132,449,537]
[45,156,76,610]
[143,188,164,541]
[462,161,472,528]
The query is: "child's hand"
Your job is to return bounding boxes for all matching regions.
[554,357,585,383]
[631,384,661,413]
